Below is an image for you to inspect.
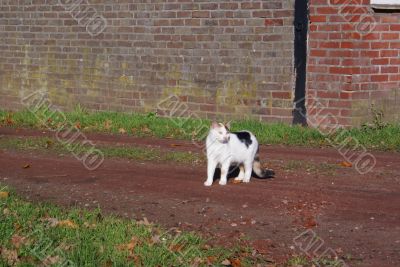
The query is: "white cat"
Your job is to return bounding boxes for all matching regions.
[204,122,275,186]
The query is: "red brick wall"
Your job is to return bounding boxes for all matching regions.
[0,0,295,123]
[308,0,400,127]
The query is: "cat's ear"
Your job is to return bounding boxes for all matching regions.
[211,121,219,129]
[225,121,231,130]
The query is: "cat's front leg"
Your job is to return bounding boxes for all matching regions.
[204,160,217,186]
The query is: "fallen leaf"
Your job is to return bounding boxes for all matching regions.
[42,217,59,227]
[232,179,242,184]
[45,140,53,148]
[118,128,127,134]
[22,164,31,169]
[14,223,22,231]
[169,243,184,252]
[221,259,231,266]
[1,248,19,266]
[58,242,72,251]
[5,113,14,125]
[137,217,151,226]
[207,256,216,264]
[191,257,202,267]
[42,255,61,266]
[57,219,78,229]
[11,234,28,249]
[0,191,9,198]
[43,218,78,229]
[170,144,182,147]
[116,237,138,252]
[3,208,11,215]
[231,258,242,267]
[339,161,352,167]
[150,235,161,245]
[75,122,81,129]
[104,120,112,130]
[142,126,151,134]
[83,222,96,228]
[102,260,113,267]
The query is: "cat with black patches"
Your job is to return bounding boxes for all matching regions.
[204,122,275,186]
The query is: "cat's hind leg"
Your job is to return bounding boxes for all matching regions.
[234,164,245,181]
[242,161,253,183]
[219,160,231,185]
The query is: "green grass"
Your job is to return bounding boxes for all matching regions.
[0,185,263,266]
[285,255,347,267]
[0,136,204,166]
[1,108,400,151]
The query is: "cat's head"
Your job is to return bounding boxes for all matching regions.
[210,121,231,144]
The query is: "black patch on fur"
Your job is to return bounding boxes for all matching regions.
[232,131,252,148]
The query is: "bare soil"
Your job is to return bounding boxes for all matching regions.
[1,127,399,266]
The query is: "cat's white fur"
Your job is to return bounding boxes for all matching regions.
[204,122,260,186]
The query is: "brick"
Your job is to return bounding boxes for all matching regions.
[192,11,209,18]
[371,75,389,82]
[264,19,283,26]
[310,15,326,23]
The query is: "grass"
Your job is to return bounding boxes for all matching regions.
[1,108,400,151]
[0,184,264,266]
[0,136,204,166]
[283,160,338,176]
[285,255,347,267]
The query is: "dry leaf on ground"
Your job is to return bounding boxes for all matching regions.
[137,217,151,226]
[1,248,19,266]
[169,243,184,252]
[104,120,112,130]
[0,191,9,198]
[42,255,61,266]
[57,220,78,229]
[221,259,231,266]
[83,222,96,228]
[11,235,29,249]
[206,256,216,264]
[118,128,127,134]
[22,164,31,169]
[170,144,182,147]
[42,218,78,229]
[116,237,138,252]
[339,161,352,167]
[231,258,242,267]
[3,208,11,215]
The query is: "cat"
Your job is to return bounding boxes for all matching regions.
[204,121,275,186]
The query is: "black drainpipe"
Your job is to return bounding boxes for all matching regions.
[292,0,309,126]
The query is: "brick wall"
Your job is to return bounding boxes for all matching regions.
[308,0,400,127]
[0,0,295,123]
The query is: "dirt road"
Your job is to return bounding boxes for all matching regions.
[1,128,399,266]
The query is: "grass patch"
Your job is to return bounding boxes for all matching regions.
[285,255,347,267]
[0,184,264,266]
[1,108,400,151]
[283,160,338,176]
[0,136,204,165]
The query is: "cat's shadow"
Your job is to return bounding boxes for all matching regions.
[213,166,270,181]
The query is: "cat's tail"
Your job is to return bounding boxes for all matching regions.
[253,153,275,179]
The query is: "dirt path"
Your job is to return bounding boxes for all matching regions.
[1,127,399,266]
